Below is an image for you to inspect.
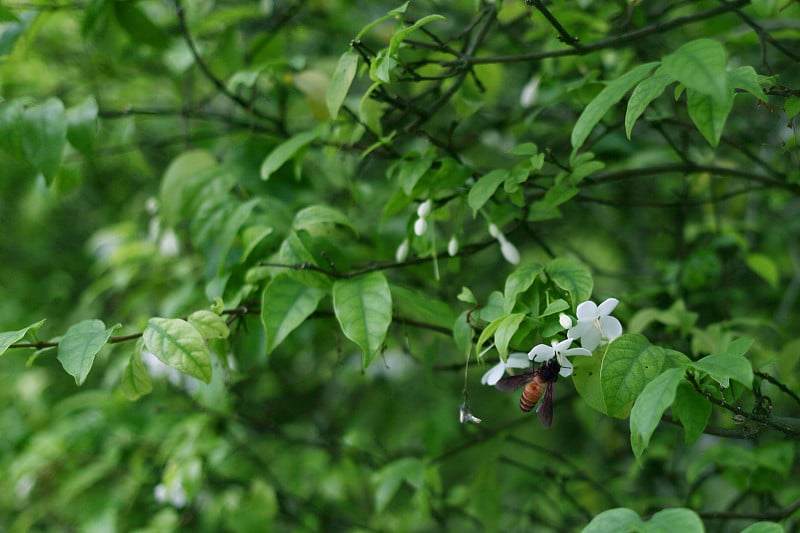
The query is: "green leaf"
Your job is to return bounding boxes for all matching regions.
[0,319,46,358]
[452,310,472,359]
[21,97,67,180]
[396,154,435,195]
[355,1,409,40]
[648,508,704,533]
[392,284,455,330]
[572,350,606,414]
[121,347,153,401]
[581,508,641,533]
[601,334,683,418]
[493,313,526,358]
[571,62,659,151]
[143,318,212,383]
[468,169,508,217]
[741,523,785,533]
[66,95,98,155]
[630,367,684,459]
[57,319,119,386]
[159,150,221,226]
[273,230,332,290]
[686,88,733,147]
[662,38,729,105]
[372,457,425,513]
[503,263,544,314]
[692,349,753,389]
[326,50,359,119]
[545,257,593,305]
[785,96,800,120]
[260,128,321,180]
[112,1,169,48]
[745,252,779,288]
[261,275,327,356]
[292,204,357,235]
[727,66,768,101]
[0,99,25,161]
[626,67,673,138]
[332,272,392,367]
[188,310,230,340]
[673,382,711,444]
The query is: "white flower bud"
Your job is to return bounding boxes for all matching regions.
[413,217,427,236]
[520,76,540,108]
[559,313,573,330]
[499,236,520,265]
[395,238,409,262]
[416,199,432,218]
[447,236,459,256]
[488,223,501,239]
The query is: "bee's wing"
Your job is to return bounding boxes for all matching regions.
[535,381,555,427]
[495,370,537,392]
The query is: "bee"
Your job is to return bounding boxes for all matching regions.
[495,358,560,427]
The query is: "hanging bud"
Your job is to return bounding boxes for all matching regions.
[447,236,459,256]
[395,238,409,262]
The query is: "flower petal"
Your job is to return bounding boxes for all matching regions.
[563,347,592,357]
[600,316,623,340]
[568,321,592,340]
[529,344,555,361]
[558,358,574,377]
[597,297,619,316]
[579,328,601,351]
[506,352,531,368]
[576,300,599,320]
[481,361,506,385]
[499,239,520,265]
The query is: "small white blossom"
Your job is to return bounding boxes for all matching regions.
[395,238,409,262]
[154,478,187,508]
[520,76,540,108]
[417,199,432,218]
[567,298,623,351]
[498,236,520,265]
[459,404,482,424]
[529,338,591,377]
[559,313,573,329]
[448,236,459,256]
[487,223,520,265]
[480,352,530,386]
[413,217,428,236]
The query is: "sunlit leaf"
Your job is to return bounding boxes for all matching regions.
[327,50,359,119]
[188,310,230,340]
[571,62,659,151]
[143,318,212,383]
[630,367,683,459]
[121,347,153,400]
[332,272,392,367]
[0,319,45,358]
[662,38,728,104]
[57,319,120,386]
[261,275,327,356]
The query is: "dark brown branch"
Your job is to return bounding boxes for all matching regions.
[525,0,579,45]
[173,0,282,129]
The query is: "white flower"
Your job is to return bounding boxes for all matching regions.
[559,313,572,329]
[567,298,623,351]
[528,338,592,377]
[413,217,428,236]
[447,236,459,256]
[480,352,530,386]
[459,404,482,424]
[395,238,409,262]
[413,200,433,236]
[520,76,540,108]
[488,223,520,265]
[498,236,520,264]
[416,200,432,218]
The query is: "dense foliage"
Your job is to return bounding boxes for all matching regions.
[1,0,799,531]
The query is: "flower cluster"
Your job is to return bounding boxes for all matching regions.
[481,298,622,386]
